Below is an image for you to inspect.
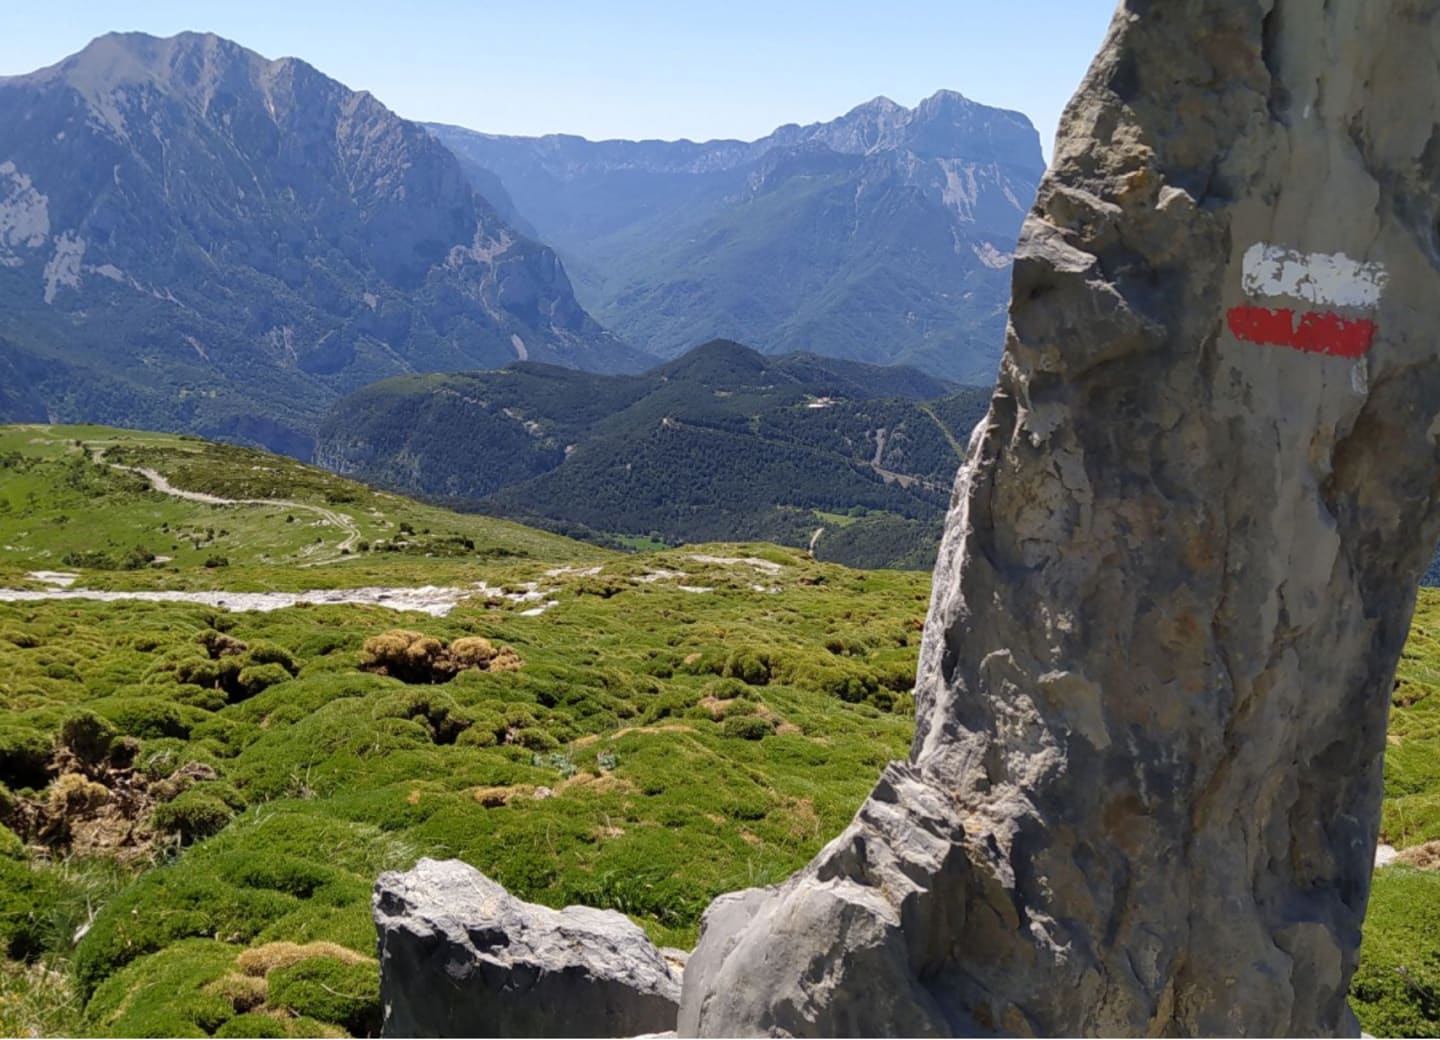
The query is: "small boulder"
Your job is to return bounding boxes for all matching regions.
[373,858,681,1038]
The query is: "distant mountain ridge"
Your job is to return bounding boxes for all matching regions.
[428,90,1045,384]
[316,340,992,569]
[0,31,643,457]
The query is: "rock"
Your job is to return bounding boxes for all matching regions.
[1375,843,1399,868]
[678,2,1440,1036]
[373,858,681,1038]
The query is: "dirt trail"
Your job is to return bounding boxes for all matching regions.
[916,403,968,461]
[0,584,491,617]
[102,455,362,558]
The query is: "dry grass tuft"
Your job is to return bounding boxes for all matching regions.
[203,972,267,1012]
[360,629,522,683]
[1396,841,1440,870]
[234,941,372,978]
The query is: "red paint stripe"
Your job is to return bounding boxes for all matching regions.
[1227,305,1296,346]
[1226,305,1375,358]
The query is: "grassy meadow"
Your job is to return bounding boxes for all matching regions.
[0,425,1433,1036]
[0,425,602,592]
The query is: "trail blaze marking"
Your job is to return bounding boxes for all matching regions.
[1226,306,1377,358]
[1227,243,1386,357]
[1240,243,1388,308]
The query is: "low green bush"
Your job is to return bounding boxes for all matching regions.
[723,649,772,686]
[84,939,238,1037]
[722,716,775,741]
[0,725,52,790]
[95,697,198,741]
[58,711,117,767]
[268,956,380,1036]
[237,663,292,700]
[173,683,228,712]
[645,690,698,723]
[244,642,299,675]
[152,785,242,844]
[214,1012,288,1038]
[0,858,58,960]
[74,872,298,999]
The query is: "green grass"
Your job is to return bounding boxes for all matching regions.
[0,426,1438,1036]
[0,425,607,592]
[1350,588,1440,1036]
[1381,591,1440,848]
[0,556,924,1036]
[610,534,671,553]
[1355,868,1440,1037]
[0,429,926,1035]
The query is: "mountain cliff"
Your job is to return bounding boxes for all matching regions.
[0,32,644,456]
[429,91,1045,384]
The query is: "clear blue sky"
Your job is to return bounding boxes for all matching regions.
[1,1,1117,157]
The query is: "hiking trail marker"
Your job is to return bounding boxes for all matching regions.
[1226,243,1388,358]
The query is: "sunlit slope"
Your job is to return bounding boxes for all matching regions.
[0,425,608,591]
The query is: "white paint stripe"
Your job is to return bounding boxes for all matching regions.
[1241,242,1387,308]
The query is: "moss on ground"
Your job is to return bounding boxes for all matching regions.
[0,433,926,1036]
[1,426,1438,1037]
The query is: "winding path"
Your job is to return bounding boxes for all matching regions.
[100,454,362,557]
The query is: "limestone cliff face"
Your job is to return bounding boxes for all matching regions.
[0,32,643,455]
[430,91,1044,384]
[678,2,1440,1035]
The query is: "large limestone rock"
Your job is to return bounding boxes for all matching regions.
[678,2,1440,1036]
[374,858,682,1037]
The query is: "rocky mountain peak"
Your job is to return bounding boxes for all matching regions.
[429,87,1045,382]
[905,88,1038,162]
[771,89,1039,165]
[11,32,275,139]
[0,31,642,454]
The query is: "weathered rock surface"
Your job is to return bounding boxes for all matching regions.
[374,858,681,1037]
[678,2,1440,1036]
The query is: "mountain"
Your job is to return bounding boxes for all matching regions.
[0,32,646,458]
[428,91,1045,384]
[315,340,992,568]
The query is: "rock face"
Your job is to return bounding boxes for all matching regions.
[0,32,645,456]
[430,91,1045,384]
[373,858,682,1038]
[678,2,1440,1036]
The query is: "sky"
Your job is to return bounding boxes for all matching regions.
[0,1,1118,158]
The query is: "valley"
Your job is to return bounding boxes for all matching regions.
[317,339,991,570]
[431,90,1043,385]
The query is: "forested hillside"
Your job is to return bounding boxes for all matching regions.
[317,341,991,568]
